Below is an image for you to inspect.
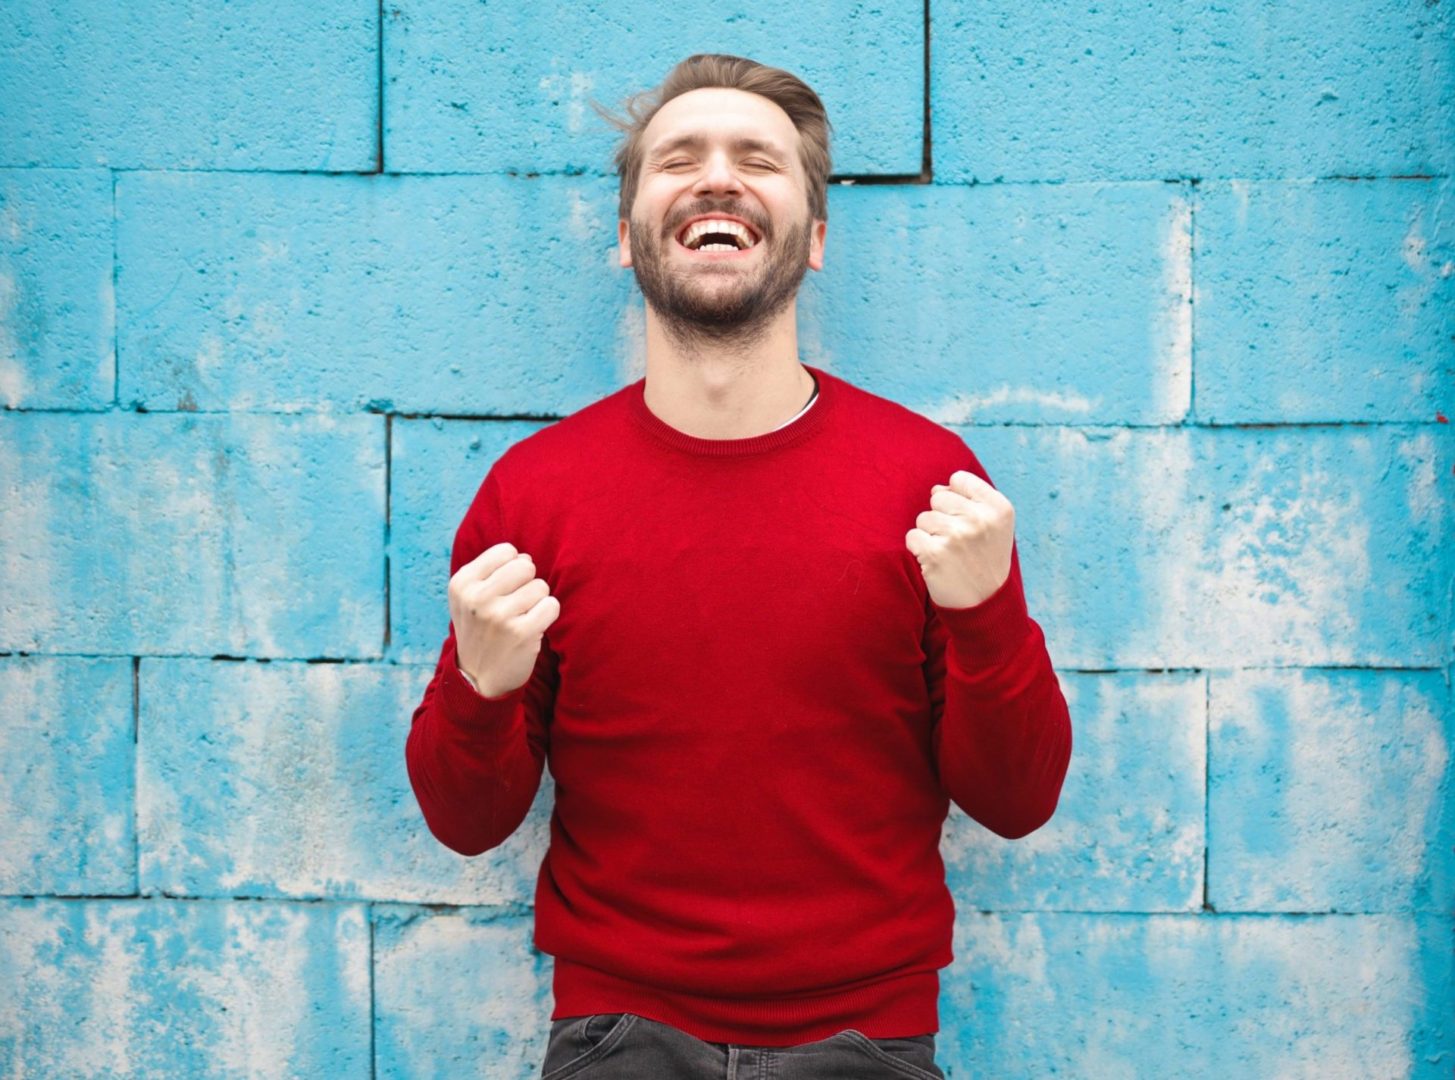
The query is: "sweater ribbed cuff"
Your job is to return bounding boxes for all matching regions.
[930,564,1032,672]
[440,636,527,735]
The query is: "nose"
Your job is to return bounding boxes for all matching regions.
[693,150,744,197]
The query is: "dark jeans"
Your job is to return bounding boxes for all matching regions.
[540,1012,945,1079]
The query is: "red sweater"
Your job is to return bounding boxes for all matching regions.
[405,364,1072,1045]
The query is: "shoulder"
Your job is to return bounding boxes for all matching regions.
[488,380,636,487]
[824,368,990,481]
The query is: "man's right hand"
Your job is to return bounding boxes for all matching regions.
[447,542,561,699]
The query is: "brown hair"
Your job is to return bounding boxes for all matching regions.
[596,54,833,222]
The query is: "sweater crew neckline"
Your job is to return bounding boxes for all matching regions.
[629,364,834,457]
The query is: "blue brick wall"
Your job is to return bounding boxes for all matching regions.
[1,1,1450,1075]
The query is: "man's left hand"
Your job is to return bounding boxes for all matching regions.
[904,470,1016,609]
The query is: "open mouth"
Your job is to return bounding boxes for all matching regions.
[675,216,762,255]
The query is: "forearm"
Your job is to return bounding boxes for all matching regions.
[930,552,1073,839]
[405,633,546,857]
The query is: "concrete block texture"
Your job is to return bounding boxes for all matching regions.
[1209,668,1453,914]
[373,905,549,1078]
[137,656,553,905]
[963,423,1452,669]
[0,411,386,657]
[939,911,1454,1077]
[0,656,135,896]
[0,3,377,170]
[1194,177,1454,423]
[384,0,923,176]
[932,0,1453,183]
[115,171,635,415]
[942,671,1208,913]
[0,168,115,408]
[0,898,371,1078]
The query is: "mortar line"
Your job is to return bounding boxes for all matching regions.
[112,170,119,408]
[1203,670,1212,912]
[922,0,932,181]
[369,906,377,1080]
[1189,178,1198,423]
[384,414,392,653]
[132,656,140,897]
[375,0,385,173]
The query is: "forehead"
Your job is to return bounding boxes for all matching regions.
[642,87,800,157]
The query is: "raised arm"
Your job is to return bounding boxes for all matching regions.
[404,468,559,856]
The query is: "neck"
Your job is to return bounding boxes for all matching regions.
[640,302,815,440]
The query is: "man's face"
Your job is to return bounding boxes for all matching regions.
[618,87,827,337]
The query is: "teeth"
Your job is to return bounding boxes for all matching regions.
[681,218,757,250]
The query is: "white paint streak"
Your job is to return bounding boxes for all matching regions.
[0,268,26,406]
[1155,193,1193,421]
[926,383,1099,424]
[1219,670,1448,910]
[616,298,646,385]
[195,329,225,379]
[98,265,115,395]
[566,188,600,243]
[539,70,598,135]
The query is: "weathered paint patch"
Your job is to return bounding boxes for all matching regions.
[803,183,1187,424]
[1209,669,1453,913]
[1196,177,1453,422]
[0,4,375,169]
[0,656,135,895]
[0,168,114,408]
[941,911,1454,1076]
[0,412,385,657]
[384,0,921,175]
[116,171,633,415]
[0,898,370,1078]
[943,671,1206,912]
[138,657,553,903]
[933,2,1453,182]
[957,424,1453,667]
[373,904,551,1078]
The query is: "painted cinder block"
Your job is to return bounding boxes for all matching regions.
[944,672,1205,913]
[0,411,385,657]
[1195,177,1454,423]
[939,911,1455,1077]
[0,898,370,1078]
[800,183,1193,424]
[0,656,134,896]
[932,0,1454,183]
[116,170,635,415]
[384,0,922,176]
[390,417,553,664]
[138,657,553,904]
[373,904,550,1079]
[0,169,115,409]
[1209,668,1453,914]
[958,423,1452,669]
[0,2,376,170]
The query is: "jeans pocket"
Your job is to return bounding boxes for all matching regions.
[541,1013,637,1079]
[835,1030,944,1080]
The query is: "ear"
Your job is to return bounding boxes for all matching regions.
[618,218,633,268]
[807,218,827,272]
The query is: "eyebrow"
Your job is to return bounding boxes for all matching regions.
[647,134,791,164]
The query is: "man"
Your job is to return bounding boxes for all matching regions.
[405,54,1072,1079]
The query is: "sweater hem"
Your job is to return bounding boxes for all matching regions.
[549,956,941,1046]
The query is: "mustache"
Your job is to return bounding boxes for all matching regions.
[663,202,770,240]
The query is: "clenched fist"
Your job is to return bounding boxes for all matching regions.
[447,542,561,698]
[904,469,1015,609]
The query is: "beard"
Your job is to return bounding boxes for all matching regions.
[627,201,813,351]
